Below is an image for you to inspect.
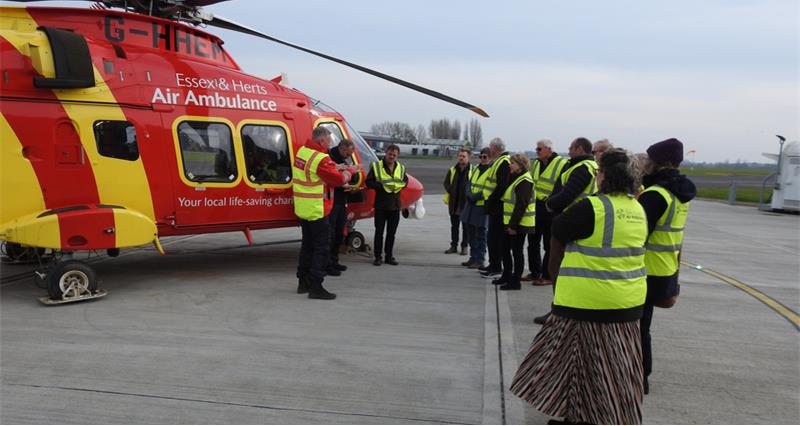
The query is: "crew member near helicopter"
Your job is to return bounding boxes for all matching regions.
[327,138,361,276]
[293,127,355,300]
[366,144,408,266]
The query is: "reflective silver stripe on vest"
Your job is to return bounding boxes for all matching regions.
[558,267,648,280]
[565,244,645,257]
[645,243,683,252]
[599,195,614,247]
[562,195,644,257]
[503,211,536,218]
[653,189,680,232]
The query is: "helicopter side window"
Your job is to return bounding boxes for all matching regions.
[241,125,291,184]
[93,120,139,161]
[177,121,237,183]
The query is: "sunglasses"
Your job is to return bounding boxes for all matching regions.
[535,148,542,152]
[480,155,488,159]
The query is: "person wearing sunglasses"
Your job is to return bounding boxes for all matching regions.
[523,139,567,286]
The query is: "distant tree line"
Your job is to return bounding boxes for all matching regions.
[370,118,483,149]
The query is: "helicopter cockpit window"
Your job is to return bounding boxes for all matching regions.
[344,120,378,167]
[177,121,237,183]
[316,122,345,147]
[93,120,139,161]
[241,125,291,184]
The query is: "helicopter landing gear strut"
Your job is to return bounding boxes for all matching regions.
[35,253,107,305]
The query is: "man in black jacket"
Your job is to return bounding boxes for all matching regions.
[443,147,472,255]
[545,137,596,215]
[328,139,361,275]
[479,138,511,279]
[534,137,597,324]
[366,144,408,266]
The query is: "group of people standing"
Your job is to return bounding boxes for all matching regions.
[444,136,696,424]
[292,127,407,300]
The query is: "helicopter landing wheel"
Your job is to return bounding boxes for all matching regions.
[39,260,107,305]
[345,231,368,253]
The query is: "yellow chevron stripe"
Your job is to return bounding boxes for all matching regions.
[0,112,57,246]
[1,8,156,248]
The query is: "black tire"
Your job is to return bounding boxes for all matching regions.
[47,260,97,300]
[346,231,365,252]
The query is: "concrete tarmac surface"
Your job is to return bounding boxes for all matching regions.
[1,195,798,424]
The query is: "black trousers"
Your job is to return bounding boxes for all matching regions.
[640,302,655,379]
[329,203,347,265]
[501,232,526,281]
[374,209,400,259]
[449,214,468,248]
[526,217,552,279]
[297,216,330,284]
[487,213,504,272]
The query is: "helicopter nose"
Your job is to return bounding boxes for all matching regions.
[400,174,425,209]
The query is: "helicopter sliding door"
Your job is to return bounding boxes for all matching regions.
[169,114,298,230]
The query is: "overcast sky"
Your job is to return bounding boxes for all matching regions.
[6,1,798,162]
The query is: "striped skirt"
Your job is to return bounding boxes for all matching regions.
[510,314,644,424]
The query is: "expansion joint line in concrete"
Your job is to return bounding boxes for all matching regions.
[4,383,464,425]
[681,260,800,331]
[494,284,507,425]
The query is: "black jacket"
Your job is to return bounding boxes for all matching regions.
[329,147,360,206]
[366,161,408,211]
[486,152,511,216]
[443,163,471,216]
[638,168,696,234]
[546,154,594,215]
[506,171,535,234]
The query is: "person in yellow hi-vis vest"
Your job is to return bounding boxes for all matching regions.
[293,127,355,300]
[443,147,473,255]
[511,148,647,425]
[637,138,695,395]
[492,153,536,291]
[460,147,493,268]
[365,144,408,266]
[523,139,567,285]
[534,137,598,325]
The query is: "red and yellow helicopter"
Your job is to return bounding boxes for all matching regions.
[0,0,487,303]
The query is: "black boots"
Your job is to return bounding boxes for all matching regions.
[308,279,336,300]
[297,277,309,294]
[500,278,521,290]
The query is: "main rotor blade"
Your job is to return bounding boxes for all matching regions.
[207,14,489,117]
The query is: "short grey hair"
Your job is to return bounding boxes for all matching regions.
[536,139,553,149]
[489,137,505,152]
[594,139,613,151]
[312,126,331,141]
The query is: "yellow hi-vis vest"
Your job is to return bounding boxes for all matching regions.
[482,154,510,200]
[532,156,567,200]
[468,165,492,207]
[292,146,331,221]
[372,160,406,193]
[554,194,647,311]
[502,173,536,227]
[642,185,690,277]
[559,158,598,207]
[443,164,473,205]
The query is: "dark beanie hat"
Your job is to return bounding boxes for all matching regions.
[647,138,684,165]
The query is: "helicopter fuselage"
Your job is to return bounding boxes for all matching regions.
[0,6,424,252]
